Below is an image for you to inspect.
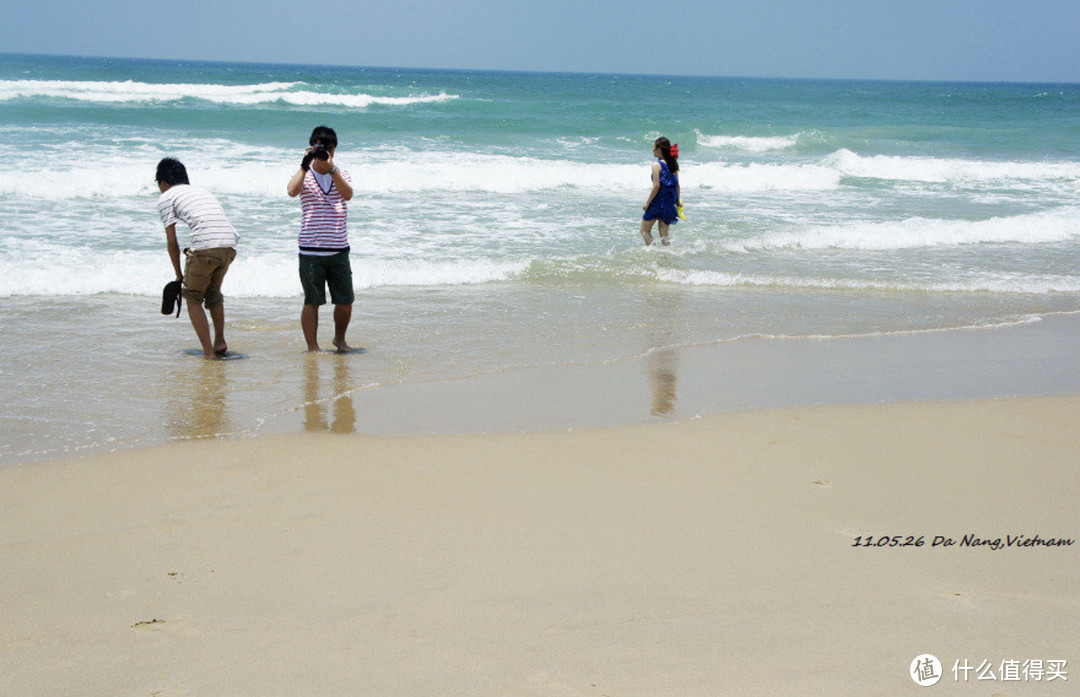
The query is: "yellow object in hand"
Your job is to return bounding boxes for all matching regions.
[676,204,686,220]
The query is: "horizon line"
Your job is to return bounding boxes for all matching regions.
[3,51,1078,88]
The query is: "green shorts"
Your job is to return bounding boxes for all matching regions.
[299,251,355,306]
[183,247,236,308]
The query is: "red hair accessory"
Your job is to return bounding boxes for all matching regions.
[671,143,679,158]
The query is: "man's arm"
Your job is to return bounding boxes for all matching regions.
[324,152,353,201]
[329,166,353,201]
[288,148,315,197]
[287,168,306,197]
[165,224,183,281]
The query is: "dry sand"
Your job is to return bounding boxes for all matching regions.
[2,396,1078,696]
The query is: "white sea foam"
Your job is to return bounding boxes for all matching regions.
[824,148,1080,184]
[692,161,841,192]
[226,153,840,196]
[356,259,528,289]
[0,79,458,109]
[652,267,1080,294]
[225,256,528,295]
[14,246,1071,298]
[0,163,172,199]
[726,208,1080,252]
[0,248,528,298]
[12,137,1079,202]
[696,131,801,152]
[1,154,636,199]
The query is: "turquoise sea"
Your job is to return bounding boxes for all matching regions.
[2,53,1079,461]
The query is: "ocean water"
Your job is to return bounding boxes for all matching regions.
[2,53,1079,461]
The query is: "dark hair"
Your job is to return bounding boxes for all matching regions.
[155,158,189,186]
[309,125,338,149]
[654,137,679,174]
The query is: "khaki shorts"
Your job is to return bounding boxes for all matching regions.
[183,247,236,308]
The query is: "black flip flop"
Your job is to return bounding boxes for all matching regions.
[161,280,182,317]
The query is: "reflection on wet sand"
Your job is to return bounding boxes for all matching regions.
[648,349,678,416]
[303,355,357,434]
[643,286,683,418]
[164,358,231,439]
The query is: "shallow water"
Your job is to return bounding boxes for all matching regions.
[4,290,1079,464]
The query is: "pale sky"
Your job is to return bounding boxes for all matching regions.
[3,0,1079,82]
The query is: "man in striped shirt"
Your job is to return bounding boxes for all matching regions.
[287,125,358,353]
[156,158,240,358]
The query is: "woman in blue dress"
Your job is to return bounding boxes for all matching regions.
[640,136,681,246]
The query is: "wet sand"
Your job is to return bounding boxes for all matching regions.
[4,294,1080,464]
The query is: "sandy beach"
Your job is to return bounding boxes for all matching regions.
[2,395,1077,696]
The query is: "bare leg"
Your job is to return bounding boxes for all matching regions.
[302,304,321,352]
[640,219,656,246]
[331,304,354,353]
[658,221,671,246]
[187,302,215,358]
[209,303,227,354]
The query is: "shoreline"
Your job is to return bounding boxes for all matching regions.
[4,299,1080,466]
[328,308,1080,435]
[2,395,1077,695]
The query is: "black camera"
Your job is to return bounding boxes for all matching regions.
[311,142,331,161]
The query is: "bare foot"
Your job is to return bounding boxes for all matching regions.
[214,342,228,356]
[332,338,355,354]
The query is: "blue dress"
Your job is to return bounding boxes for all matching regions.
[643,159,679,224]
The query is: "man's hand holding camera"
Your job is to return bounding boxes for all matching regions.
[301,142,335,173]
[288,134,352,200]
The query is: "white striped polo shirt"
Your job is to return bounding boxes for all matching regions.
[299,168,351,254]
[158,184,239,250]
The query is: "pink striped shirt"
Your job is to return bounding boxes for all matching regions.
[298,168,351,252]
